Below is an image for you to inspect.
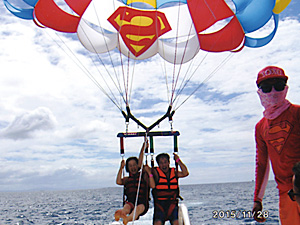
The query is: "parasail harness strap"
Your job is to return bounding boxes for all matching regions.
[121,105,175,133]
[118,131,183,211]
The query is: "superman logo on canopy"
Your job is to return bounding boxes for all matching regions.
[108,6,171,57]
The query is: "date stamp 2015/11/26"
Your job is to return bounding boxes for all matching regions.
[212,210,269,219]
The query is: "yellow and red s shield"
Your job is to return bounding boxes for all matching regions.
[108,7,171,57]
[266,121,293,154]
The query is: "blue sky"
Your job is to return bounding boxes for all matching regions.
[0,0,300,191]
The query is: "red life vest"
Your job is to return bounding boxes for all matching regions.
[153,167,179,201]
[124,172,149,204]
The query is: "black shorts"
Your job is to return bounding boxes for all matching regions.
[153,200,178,224]
[126,199,149,217]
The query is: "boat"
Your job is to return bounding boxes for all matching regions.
[109,203,191,225]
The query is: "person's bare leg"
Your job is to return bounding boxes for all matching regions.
[172,220,179,225]
[154,220,163,225]
[123,204,145,224]
[115,204,131,221]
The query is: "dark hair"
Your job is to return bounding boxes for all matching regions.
[293,161,300,189]
[125,157,139,173]
[156,153,170,165]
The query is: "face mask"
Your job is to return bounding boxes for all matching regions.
[258,85,288,108]
[257,86,290,119]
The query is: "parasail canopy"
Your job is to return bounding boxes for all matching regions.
[3,0,292,131]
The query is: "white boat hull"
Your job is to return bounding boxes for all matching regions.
[109,203,190,225]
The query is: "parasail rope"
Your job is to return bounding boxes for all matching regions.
[156,12,171,105]
[168,1,203,108]
[91,3,126,101]
[170,1,182,103]
[174,53,234,111]
[122,154,126,206]
[171,0,235,110]
[44,0,236,129]
[44,30,123,111]
[171,52,210,108]
[121,5,145,107]
[128,58,137,105]
[110,0,129,107]
[125,50,131,104]
[126,6,146,106]
[132,136,147,225]
[117,36,128,106]
[161,58,171,104]
[170,18,197,106]
[115,3,137,106]
[76,25,126,106]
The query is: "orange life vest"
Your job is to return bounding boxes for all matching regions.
[153,167,179,201]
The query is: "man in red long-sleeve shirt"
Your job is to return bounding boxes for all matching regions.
[252,66,300,224]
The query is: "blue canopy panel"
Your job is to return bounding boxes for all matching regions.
[3,0,38,20]
[244,14,279,48]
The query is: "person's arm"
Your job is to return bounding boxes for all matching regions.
[138,137,148,169]
[252,201,266,223]
[116,160,125,185]
[144,165,155,188]
[173,153,189,178]
[152,167,158,184]
[252,123,268,222]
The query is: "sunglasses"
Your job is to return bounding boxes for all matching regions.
[259,80,286,93]
[288,189,300,201]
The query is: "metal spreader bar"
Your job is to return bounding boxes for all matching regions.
[117,131,180,138]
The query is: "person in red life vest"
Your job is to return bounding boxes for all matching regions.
[252,66,300,224]
[152,153,189,225]
[114,139,155,224]
[290,162,300,207]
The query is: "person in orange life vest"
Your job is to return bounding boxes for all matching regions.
[290,162,300,207]
[252,66,300,224]
[115,139,155,225]
[152,153,189,225]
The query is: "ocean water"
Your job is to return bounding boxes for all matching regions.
[0,181,279,225]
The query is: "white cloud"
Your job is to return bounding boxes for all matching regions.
[0,3,299,191]
[0,107,56,140]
